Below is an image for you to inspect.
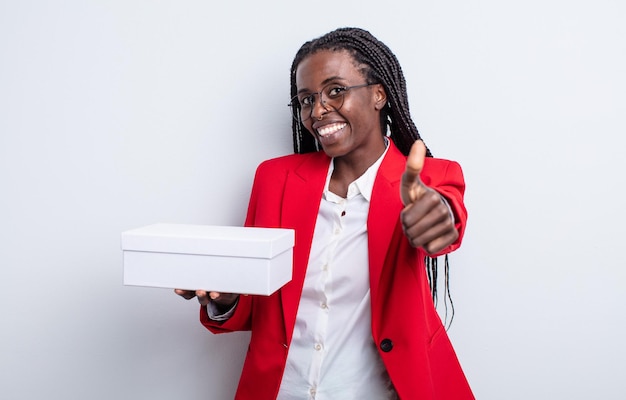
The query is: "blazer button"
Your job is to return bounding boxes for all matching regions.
[380,338,393,352]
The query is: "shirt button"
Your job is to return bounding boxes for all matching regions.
[310,387,317,396]
[314,343,322,351]
[321,303,328,309]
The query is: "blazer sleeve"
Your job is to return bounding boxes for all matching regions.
[199,294,253,334]
[421,158,467,257]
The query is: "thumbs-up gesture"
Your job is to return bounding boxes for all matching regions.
[400,140,458,255]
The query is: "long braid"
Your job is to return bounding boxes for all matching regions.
[289,27,454,325]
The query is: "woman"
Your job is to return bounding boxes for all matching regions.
[177,27,473,399]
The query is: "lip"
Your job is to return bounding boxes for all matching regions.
[312,122,347,149]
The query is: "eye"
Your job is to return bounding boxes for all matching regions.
[326,86,347,98]
[300,94,315,107]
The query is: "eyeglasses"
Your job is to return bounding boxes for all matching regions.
[288,82,376,122]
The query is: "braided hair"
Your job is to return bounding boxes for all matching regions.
[290,27,456,328]
[290,27,432,158]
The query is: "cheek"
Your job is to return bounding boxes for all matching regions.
[339,99,367,120]
[302,121,316,136]
[342,102,377,129]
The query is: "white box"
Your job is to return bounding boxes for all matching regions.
[121,223,294,295]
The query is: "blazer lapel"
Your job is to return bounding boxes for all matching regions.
[367,142,406,306]
[280,152,330,343]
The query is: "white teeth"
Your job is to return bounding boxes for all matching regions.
[317,123,346,136]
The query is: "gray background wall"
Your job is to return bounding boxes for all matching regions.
[1,1,625,399]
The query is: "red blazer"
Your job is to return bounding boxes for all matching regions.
[201,141,474,399]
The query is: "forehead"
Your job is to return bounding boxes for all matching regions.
[295,49,365,89]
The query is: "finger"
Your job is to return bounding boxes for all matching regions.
[210,292,241,307]
[420,229,459,255]
[195,290,210,306]
[400,189,445,227]
[404,217,457,248]
[405,140,426,180]
[400,140,428,205]
[174,289,196,300]
[401,193,458,252]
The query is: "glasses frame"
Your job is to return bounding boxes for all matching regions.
[288,82,376,122]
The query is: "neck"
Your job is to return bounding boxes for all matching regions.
[329,138,387,198]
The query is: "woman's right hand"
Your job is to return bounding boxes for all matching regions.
[174,289,240,309]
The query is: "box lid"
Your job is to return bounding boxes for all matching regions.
[121,223,294,259]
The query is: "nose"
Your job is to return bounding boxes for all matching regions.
[310,96,329,121]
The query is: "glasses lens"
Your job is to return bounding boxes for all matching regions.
[320,85,346,114]
[289,84,352,122]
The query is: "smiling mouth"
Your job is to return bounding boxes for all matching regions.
[317,123,347,137]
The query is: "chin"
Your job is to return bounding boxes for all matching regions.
[319,145,349,159]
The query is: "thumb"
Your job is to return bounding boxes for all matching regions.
[400,140,427,205]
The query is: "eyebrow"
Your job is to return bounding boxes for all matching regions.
[297,76,346,95]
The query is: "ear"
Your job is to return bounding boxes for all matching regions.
[373,84,387,110]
